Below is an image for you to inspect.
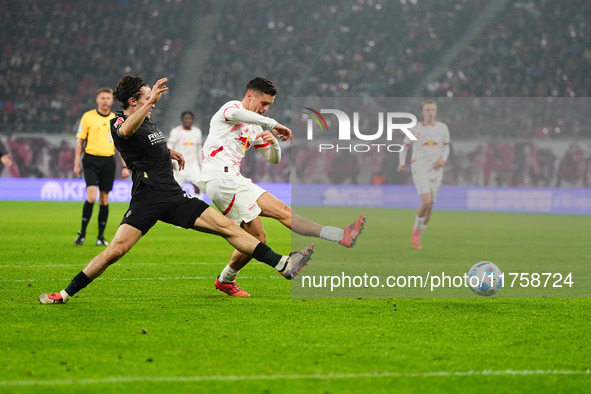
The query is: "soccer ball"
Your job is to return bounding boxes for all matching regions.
[468,261,502,297]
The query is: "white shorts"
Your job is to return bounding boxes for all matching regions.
[412,169,443,202]
[173,165,201,187]
[197,175,266,224]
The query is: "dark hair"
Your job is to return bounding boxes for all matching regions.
[97,87,113,96]
[114,76,148,109]
[246,77,277,96]
[181,111,194,119]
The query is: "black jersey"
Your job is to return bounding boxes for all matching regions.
[110,111,182,197]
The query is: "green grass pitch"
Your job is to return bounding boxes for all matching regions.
[0,201,589,393]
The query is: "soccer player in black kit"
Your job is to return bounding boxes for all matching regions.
[39,76,313,304]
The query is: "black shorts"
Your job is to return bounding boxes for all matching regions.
[121,186,210,235]
[82,153,116,192]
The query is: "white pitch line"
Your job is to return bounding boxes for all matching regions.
[0,369,589,387]
[0,262,348,269]
[0,262,220,269]
[0,276,280,283]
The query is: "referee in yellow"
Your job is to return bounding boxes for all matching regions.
[74,88,129,246]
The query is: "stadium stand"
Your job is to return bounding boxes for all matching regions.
[0,0,195,133]
[424,0,591,98]
[1,0,590,187]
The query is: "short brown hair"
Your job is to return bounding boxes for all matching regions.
[422,100,437,108]
[113,76,148,109]
[246,77,277,96]
[97,87,113,96]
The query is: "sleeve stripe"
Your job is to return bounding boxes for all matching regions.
[223,104,240,122]
[254,142,270,149]
[210,146,224,157]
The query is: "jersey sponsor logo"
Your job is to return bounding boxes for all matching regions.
[114,117,125,128]
[148,131,165,145]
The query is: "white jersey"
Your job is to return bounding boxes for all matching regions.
[402,121,450,174]
[200,100,274,180]
[167,125,203,169]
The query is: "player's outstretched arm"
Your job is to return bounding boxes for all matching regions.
[271,123,293,143]
[118,78,168,137]
[254,131,281,164]
[224,107,278,130]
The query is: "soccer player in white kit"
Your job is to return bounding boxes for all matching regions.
[197,77,366,297]
[167,111,203,197]
[397,100,450,250]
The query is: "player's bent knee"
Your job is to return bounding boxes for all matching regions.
[105,247,124,263]
[105,241,131,263]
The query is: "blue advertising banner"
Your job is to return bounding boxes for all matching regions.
[2,179,590,215]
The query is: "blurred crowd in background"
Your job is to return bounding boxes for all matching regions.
[423,0,591,98]
[1,0,590,187]
[0,0,195,132]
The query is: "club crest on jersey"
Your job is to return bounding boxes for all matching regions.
[423,140,439,147]
[237,135,250,150]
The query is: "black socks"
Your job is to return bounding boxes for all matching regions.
[81,202,109,237]
[252,242,283,268]
[98,204,109,238]
[80,201,94,235]
[64,271,93,297]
